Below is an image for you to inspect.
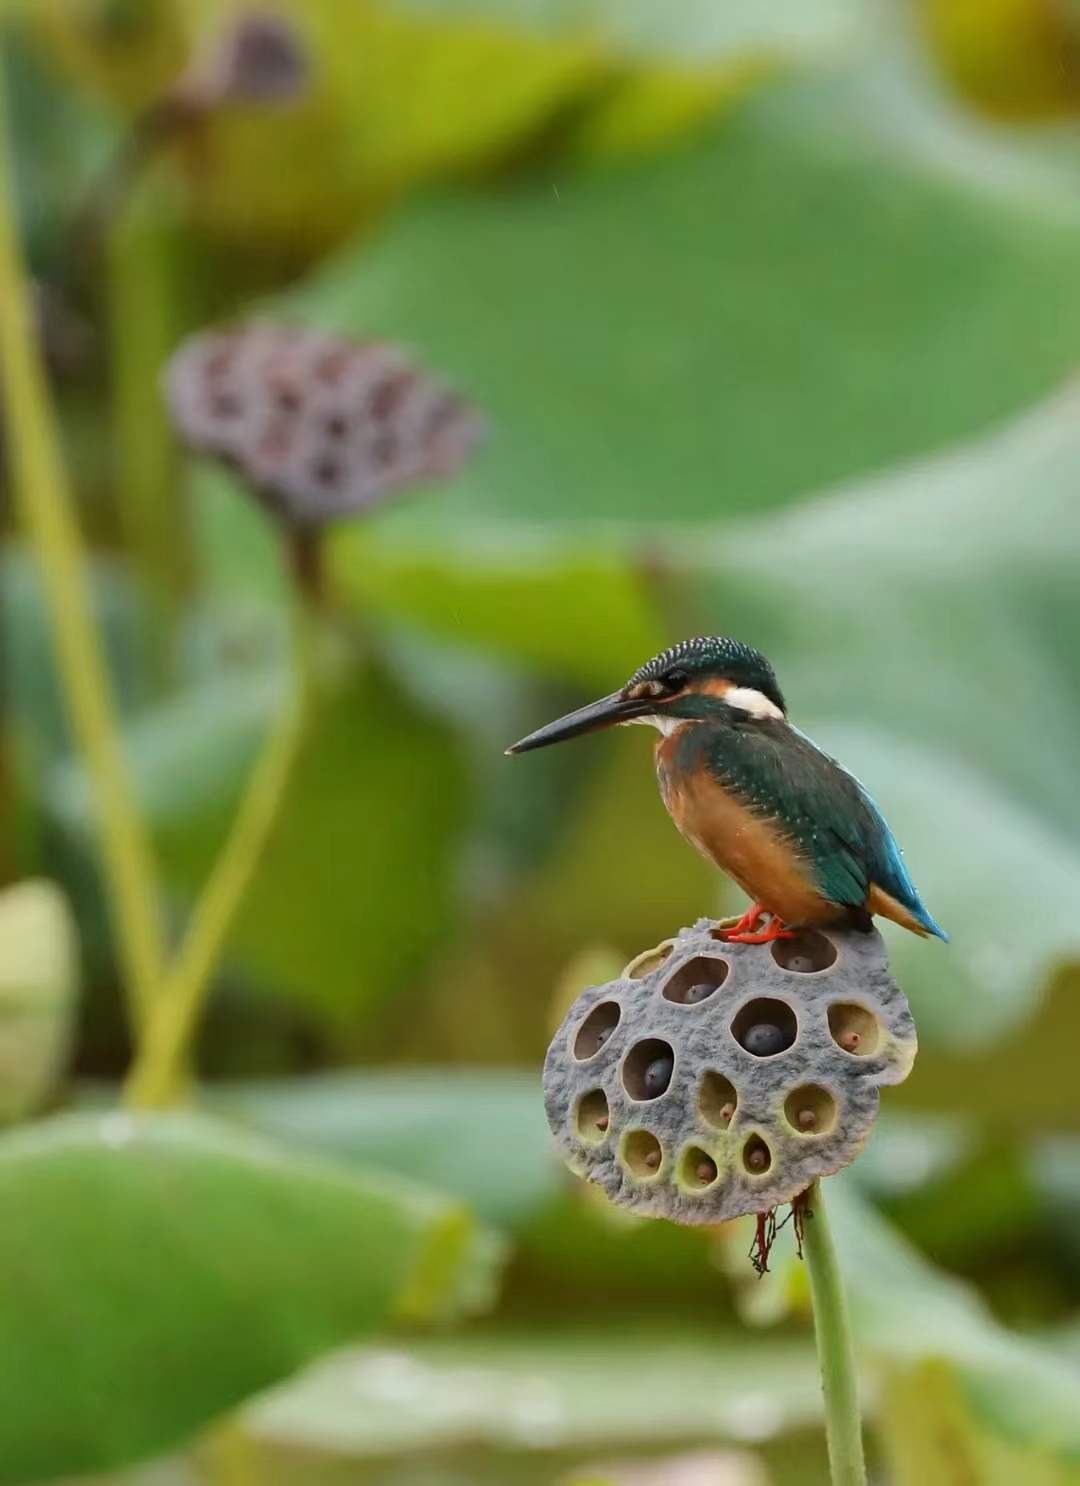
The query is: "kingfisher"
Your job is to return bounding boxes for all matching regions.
[507,636,947,945]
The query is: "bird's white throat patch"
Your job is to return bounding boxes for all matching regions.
[723,686,784,720]
[617,686,783,735]
[620,713,685,737]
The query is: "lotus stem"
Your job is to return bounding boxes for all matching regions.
[802,1179,868,1486]
[124,599,314,1108]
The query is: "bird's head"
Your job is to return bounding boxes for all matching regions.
[506,636,787,755]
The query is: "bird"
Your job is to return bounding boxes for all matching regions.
[506,636,947,945]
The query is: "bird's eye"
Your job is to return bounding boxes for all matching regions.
[662,669,688,692]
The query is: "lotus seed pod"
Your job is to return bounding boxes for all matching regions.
[544,919,916,1224]
[163,323,485,529]
[195,12,309,106]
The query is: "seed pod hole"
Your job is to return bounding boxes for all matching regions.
[784,1084,838,1136]
[373,432,398,466]
[624,942,673,979]
[680,1145,719,1191]
[210,392,241,419]
[574,1001,622,1061]
[622,1129,664,1180]
[827,1002,881,1057]
[661,955,729,1006]
[316,349,350,385]
[622,1039,675,1101]
[699,1070,739,1129]
[731,998,797,1058]
[311,457,342,487]
[771,930,837,974]
[273,383,302,413]
[258,422,293,460]
[743,1134,772,1175]
[576,1089,610,1146]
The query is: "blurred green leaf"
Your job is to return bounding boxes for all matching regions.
[0,878,78,1122]
[0,1109,488,1483]
[302,66,1080,523]
[385,0,862,58]
[850,1111,975,1201]
[213,1068,737,1304]
[726,1178,1080,1472]
[30,0,186,109]
[333,529,668,692]
[881,1357,1080,1486]
[217,1069,557,1229]
[559,1451,767,1486]
[242,1328,821,1460]
[896,967,1080,1131]
[48,655,472,1026]
[0,23,115,266]
[24,0,866,250]
[413,731,717,1063]
[0,544,156,763]
[828,1177,1080,1464]
[862,1122,1037,1268]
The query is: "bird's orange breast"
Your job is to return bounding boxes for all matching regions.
[655,732,838,925]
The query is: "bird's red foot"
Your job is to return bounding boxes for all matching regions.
[717,903,768,940]
[724,913,797,945]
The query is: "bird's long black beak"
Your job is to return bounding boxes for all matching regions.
[506,691,650,755]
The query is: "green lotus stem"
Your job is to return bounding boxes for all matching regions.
[124,599,314,1109]
[802,1179,867,1486]
[0,72,166,1031]
[106,188,188,626]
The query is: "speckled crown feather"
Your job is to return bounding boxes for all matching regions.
[626,637,785,712]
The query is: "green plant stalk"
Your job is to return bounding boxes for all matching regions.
[124,600,315,1109]
[0,71,166,1030]
[802,1179,868,1486]
[107,181,190,635]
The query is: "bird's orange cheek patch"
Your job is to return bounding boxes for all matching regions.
[693,677,734,699]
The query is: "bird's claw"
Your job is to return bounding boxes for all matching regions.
[724,924,797,944]
[720,903,767,938]
[716,907,796,945]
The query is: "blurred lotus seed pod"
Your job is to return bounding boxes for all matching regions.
[544,919,916,1225]
[178,10,309,110]
[0,881,79,1124]
[163,322,485,530]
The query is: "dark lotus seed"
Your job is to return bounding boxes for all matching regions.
[742,1023,790,1057]
[594,1025,612,1050]
[719,1102,735,1124]
[747,1145,768,1172]
[797,1108,817,1131]
[644,1149,660,1170]
[785,954,816,974]
[696,1157,717,1184]
[682,983,714,1004]
[643,1056,673,1097]
[273,384,301,412]
[840,1030,861,1052]
[596,1116,609,1131]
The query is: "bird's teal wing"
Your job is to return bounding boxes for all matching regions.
[841,768,949,941]
[701,717,947,940]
